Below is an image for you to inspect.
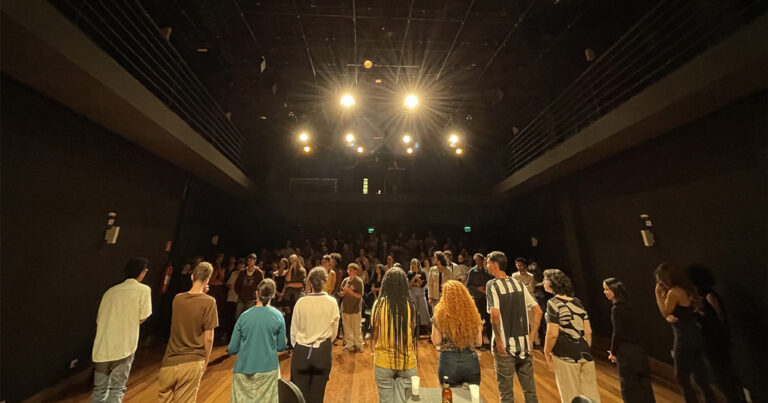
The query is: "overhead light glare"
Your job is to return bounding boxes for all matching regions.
[455,148,464,155]
[404,94,419,109]
[345,133,355,143]
[363,60,373,69]
[299,132,309,142]
[449,134,459,144]
[402,135,412,144]
[406,147,413,154]
[303,145,312,153]
[340,94,356,107]
[356,146,365,153]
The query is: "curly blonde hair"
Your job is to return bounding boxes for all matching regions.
[433,280,482,349]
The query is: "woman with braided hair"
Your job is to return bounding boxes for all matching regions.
[372,268,417,403]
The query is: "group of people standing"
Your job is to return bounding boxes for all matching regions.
[88,232,744,403]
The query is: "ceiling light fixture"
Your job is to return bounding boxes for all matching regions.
[404,94,419,109]
[406,147,413,154]
[356,146,365,154]
[340,94,356,107]
[455,148,464,155]
[303,145,312,153]
[299,132,309,142]
[345,133,355,143]
[448,134,459,145]
[363,59,373,69]
[402,134,412,144]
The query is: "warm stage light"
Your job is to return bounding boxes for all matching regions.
[340,94,356,107]
[299,132,309,142]
[406,147,413,154]
[345,133,355,143]
[356,146,364,153]
[404,94,419,109]
[363,60,373,69]
[449,134,459,145]
[303,145,311,153]
[455,148,464,155]
[402,135,412,144]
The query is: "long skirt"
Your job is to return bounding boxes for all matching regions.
[409,286,431,327]
[230,369,280,403]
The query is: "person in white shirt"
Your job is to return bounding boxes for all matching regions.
[91,257,152,402]
[290,267,339,403]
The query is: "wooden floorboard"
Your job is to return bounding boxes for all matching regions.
[55,339,683,402]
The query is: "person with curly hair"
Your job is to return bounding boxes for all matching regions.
[372,268,417,403]
[431,280,483,386]
[542,269,599,403]
[654,263,716,403]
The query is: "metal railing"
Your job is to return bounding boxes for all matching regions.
[503,0,766,177]
[50,0,244,169]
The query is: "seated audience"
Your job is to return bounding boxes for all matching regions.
[431,280,483,386]
[228,279,286,402]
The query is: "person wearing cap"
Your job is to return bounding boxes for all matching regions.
[91,257,152,402]
[234,253,264,320]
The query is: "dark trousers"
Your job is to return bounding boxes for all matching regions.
[704,344,745,402]
[438,349,481,386]
[493,352,538,403]
[616,343,655,403]
[475,297,491,342]
[673,347,716,403]
[291,340,332,403]
[222,301,237,338]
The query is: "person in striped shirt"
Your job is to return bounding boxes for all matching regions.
[486,251,542,403]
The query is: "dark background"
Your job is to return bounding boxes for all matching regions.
[2,76,767,401]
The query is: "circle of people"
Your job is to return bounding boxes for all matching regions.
[92,232,744,403]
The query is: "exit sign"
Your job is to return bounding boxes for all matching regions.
[464,226,471,233]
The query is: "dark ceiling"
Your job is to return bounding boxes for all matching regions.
[138,0,657,191]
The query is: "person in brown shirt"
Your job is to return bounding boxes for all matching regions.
[234,253,264,319]
[158,262,218,403]
[340,263,365,352]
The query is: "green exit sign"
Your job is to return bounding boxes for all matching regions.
[368,227,375,234]
[464,226,471,233]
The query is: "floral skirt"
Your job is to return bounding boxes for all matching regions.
[230,369,279,403]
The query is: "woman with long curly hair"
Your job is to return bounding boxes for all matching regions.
[372,268,417,403]
[654,263,716,403]
[431,280,483,386]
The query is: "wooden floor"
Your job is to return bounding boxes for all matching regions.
[57,339,683,402]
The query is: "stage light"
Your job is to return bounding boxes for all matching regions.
[404,94,419,109]
[406,147,413,154]
[345,133,355,143]
[299,132,309,142]
[356,146,365,153]
[402,134,412,144]
[340,94,355,107]
[449,134,459,145]
[303,145,312,153]
[455,147,463,155]
[363,60,373,69]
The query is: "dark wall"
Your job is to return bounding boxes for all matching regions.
[0,77,237,401]
[503,92,768,400]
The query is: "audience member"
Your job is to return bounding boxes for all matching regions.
[427,251,454,306]
[91,257,152,403]
[466,253,493,348]
[223,258,244,337]
[528,260,548,348]
[290,267,339,403]
[407,258,431,333]
[431,280,483,386]
[454,253,470,284]
[331,252,346,294]
[158,262,218,403]
[372,268,417,403]
[284,254,307,347]
[512,257,538,347]
[603,278,655,403]
[210,254,227,338]
[228,279,286,402]
[543,269,599,403]
[321,255,337,296]
[340,263,365,352]
[486,251,541,403]
[654,263,716,403]
[371,263,385,298]
[443,250,459,275]
[234,254,264,319]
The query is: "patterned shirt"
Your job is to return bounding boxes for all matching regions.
[546,296,593,363]
[486,277,538,358]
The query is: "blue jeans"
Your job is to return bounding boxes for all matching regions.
[438,349,481,386]
[92,353,135,402]
[374,365,417,403]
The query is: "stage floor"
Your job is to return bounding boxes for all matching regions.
[57,340,682,402]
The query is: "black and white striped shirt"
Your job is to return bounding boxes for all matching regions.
[486,277,538,358]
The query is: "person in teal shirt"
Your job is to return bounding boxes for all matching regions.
[228,278,286,402]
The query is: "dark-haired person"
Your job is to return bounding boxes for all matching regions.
[444,250,459,277]
[654,263,716,403]
[543,269,599,403]
[159,262,218,403]
[603,278,655,403]
[486,251,541,403]
[372,268,417,403]
[290,267,339,403]
[466,253,493,349]
[321,255,337,297]
[432,280,483,386]
[91,258,152,402]
[340,263,365,352]
[407,258,431,333]
[283,254,307,348]
[371,263,385,299]
[427,251,454,307]
[330,252,346,294]
[210,254,227,339]
[234,254,264,320]
[228,279,286,402]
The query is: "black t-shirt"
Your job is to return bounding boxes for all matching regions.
[407,271,426,288]
[546,297,593,363]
